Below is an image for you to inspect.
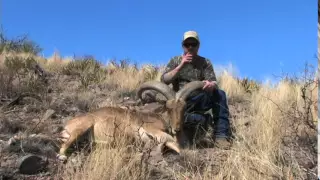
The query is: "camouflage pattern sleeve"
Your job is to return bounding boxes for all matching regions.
[160,56,181,84]
[203,59,217,82]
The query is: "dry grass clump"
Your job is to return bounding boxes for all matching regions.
[62,146,147,180]
[0,55,48,98]
[218,65,317,179]
[60,55,108,88]
[0,32,42,55]
[217,70,247,101]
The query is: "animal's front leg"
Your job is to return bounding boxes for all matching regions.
[57,129,85,162]
[57,130,72,162]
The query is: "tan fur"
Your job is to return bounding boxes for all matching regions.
[57,80,206,161]
[57,104,184,160]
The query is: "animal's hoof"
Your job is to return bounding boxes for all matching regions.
[56,154,67,162]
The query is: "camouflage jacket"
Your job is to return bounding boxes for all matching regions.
[160,55,217,94]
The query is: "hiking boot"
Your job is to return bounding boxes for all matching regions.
[214,137,231,150]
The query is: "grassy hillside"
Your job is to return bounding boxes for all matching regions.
[0,32,318,180]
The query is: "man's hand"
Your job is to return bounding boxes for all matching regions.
[161,53,193,84]
[181,52,193,65]
[202,80,218,91]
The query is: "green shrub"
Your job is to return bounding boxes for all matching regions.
[1,56,47,97]
[0,31,42,55]
[62,55,107,88]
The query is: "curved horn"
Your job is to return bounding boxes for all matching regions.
[175,81,205,100]
[137,81,176,101]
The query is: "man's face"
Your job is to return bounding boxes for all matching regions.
[182,38,199,56]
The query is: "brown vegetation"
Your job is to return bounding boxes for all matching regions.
[0,32,318,179]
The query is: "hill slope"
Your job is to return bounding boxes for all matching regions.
[0,35,318,179]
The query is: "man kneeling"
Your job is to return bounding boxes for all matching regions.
[160,30,231,149]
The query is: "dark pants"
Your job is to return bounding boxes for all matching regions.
[184,88,231,139]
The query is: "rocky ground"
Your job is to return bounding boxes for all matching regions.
[0,71,317,180]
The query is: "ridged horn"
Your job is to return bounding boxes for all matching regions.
[175,81,205,100]
[137,81,176,101]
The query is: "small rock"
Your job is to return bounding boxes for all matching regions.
[42,109,55,121]
[69,157,83,168]
[32,118,39,123]
[52,126,63,134]
[68,107,79,112]
[22,105,32,112]
[29,134,38,138]
[7,137,17,145]
[47,88,53,93]
[93,86,102,94]
[18,154,47,175]
[110,91,118,98]
[61,116,72,124]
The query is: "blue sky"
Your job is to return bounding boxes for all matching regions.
[1,0,318,81]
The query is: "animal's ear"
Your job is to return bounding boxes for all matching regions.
[177,98,186,105]
[166,99,174,108]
